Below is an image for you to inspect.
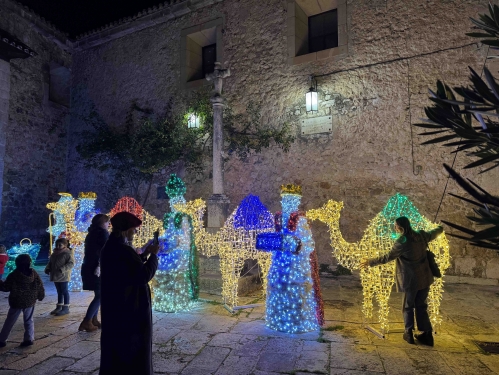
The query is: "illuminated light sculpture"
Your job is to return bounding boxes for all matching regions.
[151,174,199,313]
[4,238,41,276]
[47,192,99,292]
[108,197,164,249]
[256,184,324,333]
[174,195,275,310]
[307,193,451,334]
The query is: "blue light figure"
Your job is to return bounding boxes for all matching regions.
[256,184,324,333]
[152,174,198,312]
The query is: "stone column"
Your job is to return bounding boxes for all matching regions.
[206,62,231,229]
[0,59,10,226]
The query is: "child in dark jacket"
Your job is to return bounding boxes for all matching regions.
[0,254,45,347]
[45,238,74,316]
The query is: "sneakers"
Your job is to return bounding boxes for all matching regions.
[415,331,434,347]
[403,330,415,344]
[78,318,98,332]
[55,304,70,316]
[50,304,63,315]
[19,340,33,347]
[92,316,101,329]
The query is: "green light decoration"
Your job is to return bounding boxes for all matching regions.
[307,193,450,332]
[151,174,199,312]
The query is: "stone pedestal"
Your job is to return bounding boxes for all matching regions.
[207,194,230,229]
[0,60,10,227]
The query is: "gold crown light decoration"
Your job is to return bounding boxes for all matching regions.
[280,184,302,196]
[307,194,450,333]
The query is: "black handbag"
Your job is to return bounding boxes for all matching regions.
[427,250,441,278]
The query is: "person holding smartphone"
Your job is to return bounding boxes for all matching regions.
[99,211,160,375]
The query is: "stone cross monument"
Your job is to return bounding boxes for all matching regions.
[206,62,231,229]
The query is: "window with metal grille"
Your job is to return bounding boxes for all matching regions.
[308,9,338,53]
[202,44,217,77]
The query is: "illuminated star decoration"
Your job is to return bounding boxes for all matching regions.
[256,184,324,333]
[151,174,199,313]
[174,194,275,310]
[307,193,450,332]
[4,239,41,276]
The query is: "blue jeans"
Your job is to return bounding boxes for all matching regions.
[0,273,3,280]
[55,282,69,305]
[0,306,35,343]
[84,288,101,320]
[403,287,432,332]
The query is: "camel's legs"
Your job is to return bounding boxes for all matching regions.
[257,253,272,298]
[360,269,375,324]
[428,278,444,331]
[220,248,245,309]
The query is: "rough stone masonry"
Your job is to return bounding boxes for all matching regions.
[0,0,498,281]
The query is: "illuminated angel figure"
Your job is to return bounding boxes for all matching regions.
[256,184,324,333]
[151,174,199,312]
[307,193,450,333]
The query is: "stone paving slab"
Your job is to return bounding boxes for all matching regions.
[0,269,498,374]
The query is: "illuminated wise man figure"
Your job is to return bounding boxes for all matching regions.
[256,184,324,333]
[151,174,199,312]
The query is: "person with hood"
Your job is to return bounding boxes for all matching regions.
[360,217,443,346]
[79,214,110,332]
[45,238,74,316]
[99,211,159,375]
[0,254,45,347]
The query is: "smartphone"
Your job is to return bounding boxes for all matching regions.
[153,229,159,245]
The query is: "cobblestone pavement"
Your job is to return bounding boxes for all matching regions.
[0,267,498,375]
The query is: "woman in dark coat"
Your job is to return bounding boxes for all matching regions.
[361,217,443,347]
[99,211,159,375]
[79,214,110,332]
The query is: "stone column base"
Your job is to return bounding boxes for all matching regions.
[207,194,230,229]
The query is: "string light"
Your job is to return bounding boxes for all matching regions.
[151,174,199,312]
[307,193,450,332]
[47,192,99,292]
[256,186,324,333]
[174,195,275,309]
[4,239,41,276]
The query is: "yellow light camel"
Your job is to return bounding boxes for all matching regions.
[174,197,274,310]
[307,193,450,333]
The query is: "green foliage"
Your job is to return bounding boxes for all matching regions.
[76,94,295,205]
[415,5,499,250]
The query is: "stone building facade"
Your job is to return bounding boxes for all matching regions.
[0,0,72,251]
[1,0,499,281]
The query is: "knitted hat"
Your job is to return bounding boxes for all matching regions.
[111,211,142,231]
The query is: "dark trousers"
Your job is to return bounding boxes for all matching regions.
[402,287,432,332]
[85,288,101,320]
[55,282,70,305]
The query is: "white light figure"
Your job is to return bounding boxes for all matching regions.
[256,184,324,333]
[152,174,199,312]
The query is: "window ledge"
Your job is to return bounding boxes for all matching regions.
[289,45,347,66]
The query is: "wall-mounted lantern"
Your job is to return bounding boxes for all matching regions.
[187,113,201,128]
[306,75,318,113]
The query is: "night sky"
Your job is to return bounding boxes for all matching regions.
[17,0,166,39]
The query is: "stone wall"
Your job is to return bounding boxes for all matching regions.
[0,0,72,248]
[69,0,499,280]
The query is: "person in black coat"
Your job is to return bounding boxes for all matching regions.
[99,211,159,375]
[361,217,443,347]
[79,214,110,332]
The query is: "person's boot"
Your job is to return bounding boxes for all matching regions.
[92,316,101,329]
[56,304,70,316]
[50,304,63,315]
[78,318,98,332]
[403,329,415,344]
[415,331,434,347]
